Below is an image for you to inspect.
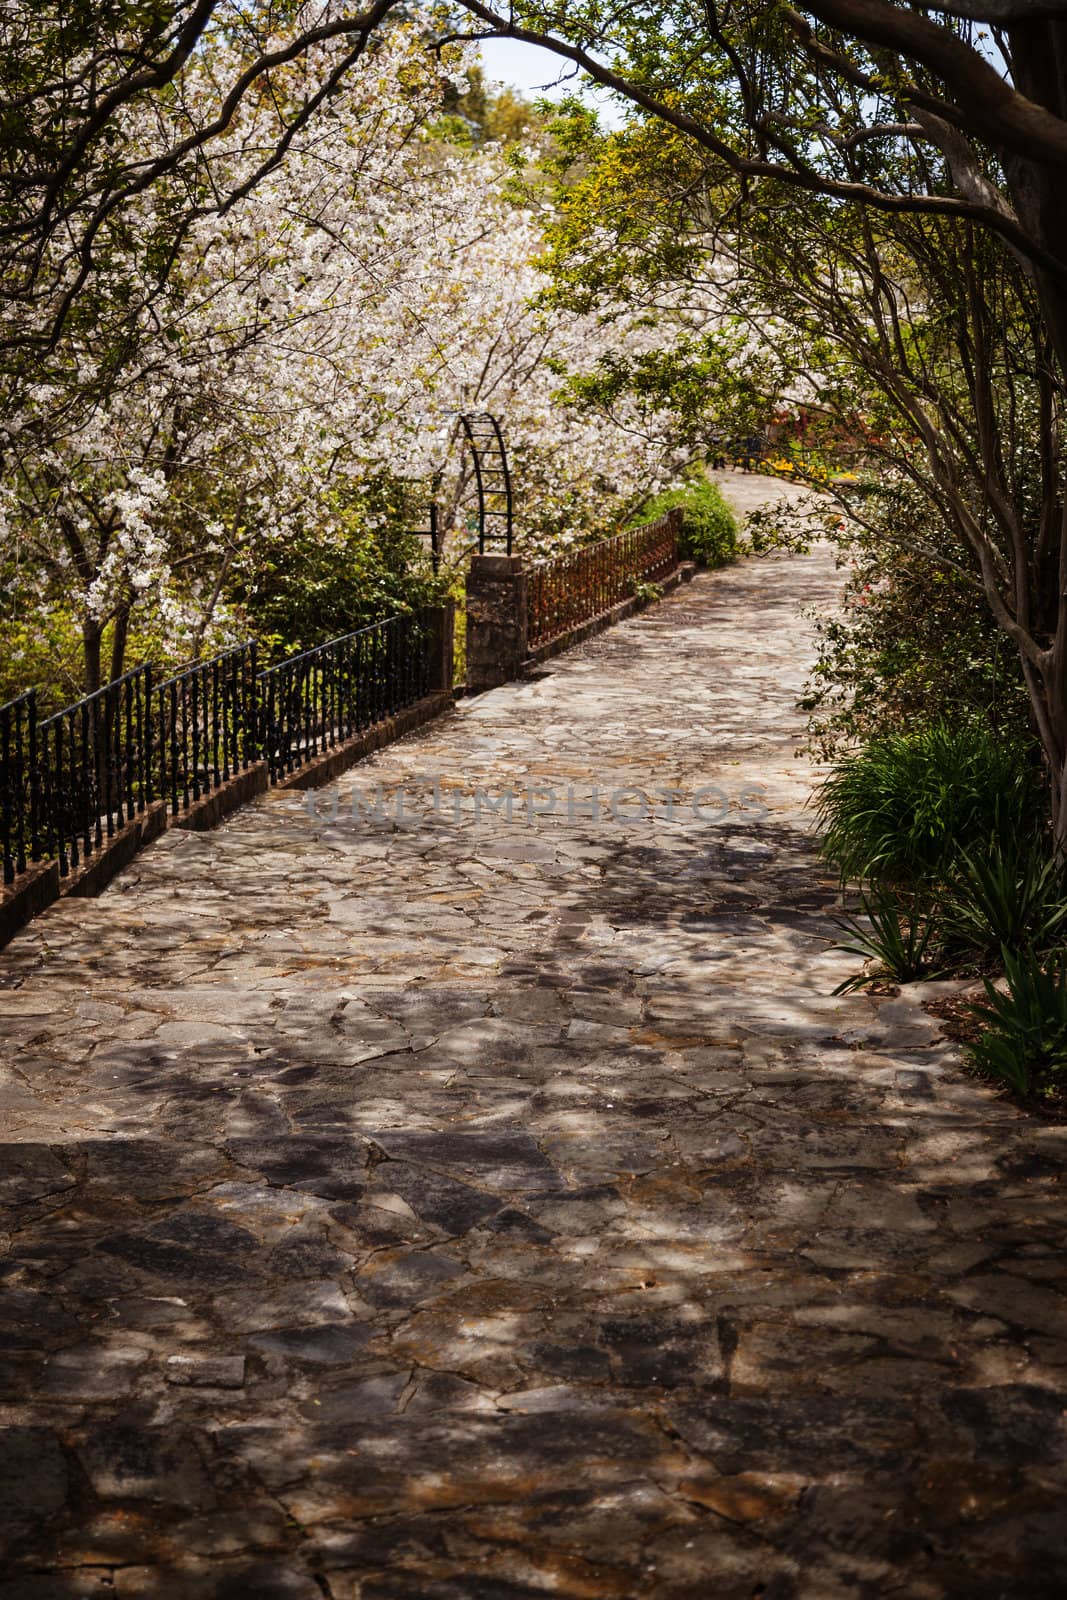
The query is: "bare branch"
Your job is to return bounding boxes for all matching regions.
[802,0,1067,166]
[910,0,1067,20]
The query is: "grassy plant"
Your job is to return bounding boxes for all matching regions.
[965,950,1067,1096]
[831,883,948,992]
[942,841,1067,961]
[816,719,1043,887]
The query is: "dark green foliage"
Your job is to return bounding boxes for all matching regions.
[965,950,1067,1097]
[943,843,1067,962]
[821,725,1067,1072]
[228,477,445,662]
[803,482,1032,763]
[818,718,1067,1020]
[832,884,946,992]
[816,719,1044,887]
[234,523,431,662]
[633,477,739,567]
[805,489,1067,1096]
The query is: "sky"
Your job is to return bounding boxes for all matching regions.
[478,36,627,127]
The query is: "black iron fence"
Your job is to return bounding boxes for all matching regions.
[155,642,259,818]
[0,609,443,887]
[526,511,679,651]
[258,610,435,783]
[39,665,154,877]
[1,689,37,885]
[2,506,683,898]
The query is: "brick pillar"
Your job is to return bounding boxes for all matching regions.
[465,555,528,693]
[669,504,684,556]
[424,602,456,695]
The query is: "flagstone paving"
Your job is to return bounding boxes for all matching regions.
[1,499,1065,1598]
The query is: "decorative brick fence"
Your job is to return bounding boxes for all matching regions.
[465,509,689,692]
[527,512,680,651]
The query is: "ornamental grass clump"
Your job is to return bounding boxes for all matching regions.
[816,719,1043,888]
[821,720,1067,1052]
[942,843,1067,962]
[831,883,948,993]
[964,950,1067,1099]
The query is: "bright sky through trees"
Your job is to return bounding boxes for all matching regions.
[478,36,625,126]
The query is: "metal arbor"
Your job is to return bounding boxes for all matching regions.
[409,472,442,572]
[459,413,514,556]
[409,413,514,566]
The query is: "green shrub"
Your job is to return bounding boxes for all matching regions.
[832,882,947,992]
[942,842,1067,961]
[965,949,1067,1097]
[816,718,1044,887]
[821,726,1067,1038]
[228,475,444,661]
[802,479,1033,763]
[633,477,739,567]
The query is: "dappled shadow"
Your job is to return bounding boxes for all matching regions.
[1,546,1065,1596]
[1,1041,1064,1599]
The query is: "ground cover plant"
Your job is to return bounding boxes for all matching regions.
[820,717,1067,1102]
[965,951,1067,1101]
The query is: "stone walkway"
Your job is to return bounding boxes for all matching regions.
[1,507,1065,1598]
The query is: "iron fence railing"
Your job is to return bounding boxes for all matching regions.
[526,511,679,651]
[38,664,154,877]
[2,507,678,896]
[155,642,259,818]
[1,689,37,885]
[0,609,442,886]
[258,610,434,783]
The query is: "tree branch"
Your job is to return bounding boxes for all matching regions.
[450,1,1067,286]
[802,0,1067,166]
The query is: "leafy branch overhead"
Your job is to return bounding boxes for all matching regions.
[8,3,1067,348]
[442,2,1067,850]
[450,0,1067,288]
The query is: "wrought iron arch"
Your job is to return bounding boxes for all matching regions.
[460,413,513,556]
[409,413,514,565]
[409,471,442,572]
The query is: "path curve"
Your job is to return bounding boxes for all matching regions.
[0,495,1065,1598]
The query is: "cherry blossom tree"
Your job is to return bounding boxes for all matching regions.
[1,13,690,692]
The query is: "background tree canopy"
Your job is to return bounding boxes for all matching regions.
[0,6,698,702]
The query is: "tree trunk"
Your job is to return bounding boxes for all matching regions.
[1000,22,1067,849]
[1043,648,1067,856]
[1003,19,1067,372]
[189,553,232,662]
[82,621,103,696]
[1053,761,1067,855]
[1019,646,1067,854]
[109,606,130,684]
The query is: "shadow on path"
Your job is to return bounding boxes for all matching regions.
[0,545,1064,1599]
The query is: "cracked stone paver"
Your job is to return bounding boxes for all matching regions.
[1,498,1065,1597]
